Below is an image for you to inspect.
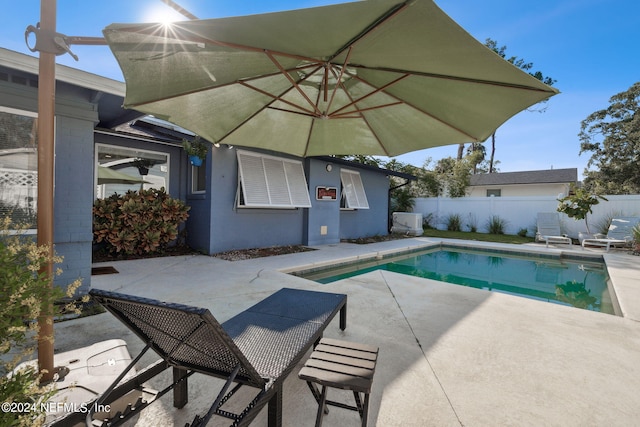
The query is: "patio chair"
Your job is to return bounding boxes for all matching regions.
[59,288,347,427]
[581,217,640,251]
[536,212,572,247]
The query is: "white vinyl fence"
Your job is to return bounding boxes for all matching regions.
[413,195,640,238]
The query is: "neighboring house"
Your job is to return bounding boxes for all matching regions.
[0,48,412,291]
[468,168,578,198]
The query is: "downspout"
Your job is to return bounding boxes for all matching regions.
[388,178,411,232]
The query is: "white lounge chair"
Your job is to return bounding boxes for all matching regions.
[581,217,640,251]
[536,212,572,247]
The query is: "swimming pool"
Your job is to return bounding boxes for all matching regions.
[296,246,617,315]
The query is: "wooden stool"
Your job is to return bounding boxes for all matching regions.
[299,338,379,427]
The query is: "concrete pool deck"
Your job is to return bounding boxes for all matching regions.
[52,238,640,426]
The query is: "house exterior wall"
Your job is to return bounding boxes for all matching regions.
[1,75,99,292]
[184,151,211,254]
[339,170,389,239]
[201,147,305,254]
[184,148,392,253]
[304,160,341,246]
[468,183,571,198]
[54,115,95,294]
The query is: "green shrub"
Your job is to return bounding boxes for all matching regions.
[93,188,190,256]
[594,211,624,235]
[486,215,507,234]
[633,225,640,254]
[390,187,415,213]
[466,213,478,232]
[1,219,84,427]
[446,213,462,232]
[422,213,435,229]
[517,227,529,237]
[0,200,37,226]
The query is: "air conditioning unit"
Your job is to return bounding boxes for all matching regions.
[391,212,423,236]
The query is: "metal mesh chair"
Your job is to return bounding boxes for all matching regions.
[70,288,347,427]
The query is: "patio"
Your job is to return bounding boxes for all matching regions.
[53,238,640,426]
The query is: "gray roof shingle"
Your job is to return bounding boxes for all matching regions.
[470,168,577,186]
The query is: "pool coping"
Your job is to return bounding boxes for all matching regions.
[283,239,635,319]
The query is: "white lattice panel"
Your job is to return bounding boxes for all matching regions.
[0,168,38,186]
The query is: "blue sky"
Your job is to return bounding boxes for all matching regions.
[2,0,639,178]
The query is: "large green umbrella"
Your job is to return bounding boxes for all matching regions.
[103,0,558,157]
[97,166,149,184]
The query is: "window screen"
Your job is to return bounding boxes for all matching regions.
[236,150,311,208]
[0,107,38,227]
[340,169,369,209]
[95,144,169,199]
[192,159,206,194]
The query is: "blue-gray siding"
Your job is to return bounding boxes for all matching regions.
[1,76,99,293]
[339,172,390,239]
[304,160,341,246]
[184,148,391,253]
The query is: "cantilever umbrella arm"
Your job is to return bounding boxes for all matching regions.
[25,24,107,61]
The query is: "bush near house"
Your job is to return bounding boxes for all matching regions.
[1,219,84,427]
[93,188,190,256]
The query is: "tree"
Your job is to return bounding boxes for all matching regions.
[483,38,557,173]
[466,142,486,174]
[579,82,640,194]
[557,185,607,234]
[335,155,382,167]
[432,156,474,197]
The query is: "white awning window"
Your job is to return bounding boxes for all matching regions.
[236,150,311,208]
[340,169,369,209]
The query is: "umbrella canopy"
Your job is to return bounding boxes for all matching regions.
[103,0,558,158]
[97,166,149,184]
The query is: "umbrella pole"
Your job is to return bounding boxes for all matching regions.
[36,0,56,384]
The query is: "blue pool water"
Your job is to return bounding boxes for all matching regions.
[299,248,615,314]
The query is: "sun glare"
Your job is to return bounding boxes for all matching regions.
[143,4,186,24]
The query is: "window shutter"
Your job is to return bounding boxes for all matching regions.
[284,161,312,206]
[237,151,270,206]
[340,169,369,209]
[237,150,311,208]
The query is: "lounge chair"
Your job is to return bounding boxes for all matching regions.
[55,288,347,427]
[582,217,640,251]
[536,212,572,247]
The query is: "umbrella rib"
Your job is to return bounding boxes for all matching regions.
[348,64,558,94]
[239,81,318,117]
[217,75,320,145]
[346,72,480,141]
[328,72,410,117]
[333,79,391,157]
[264,51,322,116]
[331,101,404,118]
[109,23,320,65]
[324,47,353,115]
[124,63,321,109]
[328,1,411,63]
[303,78,325,157]
[239,62,325,117]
